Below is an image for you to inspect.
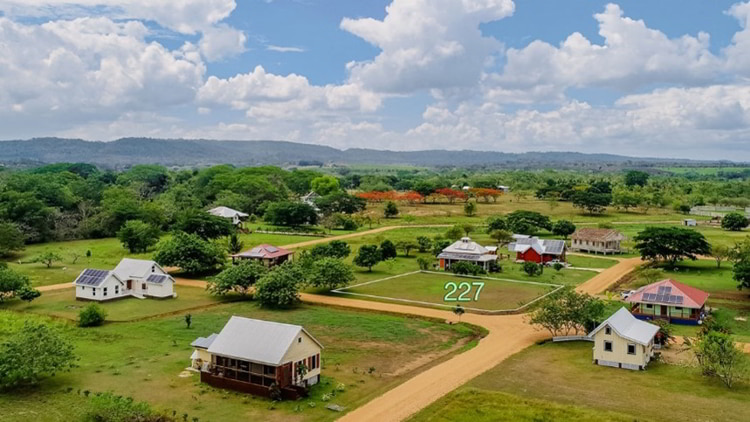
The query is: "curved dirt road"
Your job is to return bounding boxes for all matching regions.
[575,257,641,295]
[281,224,451,250]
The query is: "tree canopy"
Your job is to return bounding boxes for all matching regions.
[116,220,160,253]
[506,210,552,234]
[210,260,267,296]
[153,231,226,274]
[255,262,306,308]
[633,226,711,266]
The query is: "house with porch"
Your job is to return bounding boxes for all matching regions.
[191,316,323,399]
[588,307,660,371]
[571,228,626,255]
[625,279,709,325]
[508,236,566,264]
[437,237,498,271]
[208,206,249,227]
[231,244,294,267]
[73,258,175,302]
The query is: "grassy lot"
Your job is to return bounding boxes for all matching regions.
[615,223,750,250]
[0,285,238,322]
[409,388,640,422]
[566,254,618,269]
[3,232,316,287]
[362,197,693,227]
[0,300,482,422]
[462,342,750,422]
[339,271,557,312]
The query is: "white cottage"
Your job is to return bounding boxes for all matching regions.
[208,206,249,226]
[588,308,660,371]
[73,258,175,301]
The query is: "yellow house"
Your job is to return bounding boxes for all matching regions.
[588,307,660,371]
[190,316,323,399]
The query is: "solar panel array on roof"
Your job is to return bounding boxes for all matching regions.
[642,293,683,305]
[76,269,110,286]
[266,246,279,253]
[147,274,167,284]
[657,286,672,295]
[542,240,566,255]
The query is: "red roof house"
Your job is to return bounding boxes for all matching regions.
[232,244,294,267]
[626,279,709,325]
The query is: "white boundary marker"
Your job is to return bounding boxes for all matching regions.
[332,270,564,314]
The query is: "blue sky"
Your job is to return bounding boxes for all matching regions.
[1,0,750,159]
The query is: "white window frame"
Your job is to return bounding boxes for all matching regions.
[627,343,636,355]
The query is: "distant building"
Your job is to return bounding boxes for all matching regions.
[497,185,510,193]
[192,316,323,399]
[625,279,709,325]
[683,219,697,227]
[437,237,498,271]
[508,236,566,264]
[588,307,660,371]
[73,258,175,301]
[571,228,626,255]
[208,206,249,227]
[231,244,294,267]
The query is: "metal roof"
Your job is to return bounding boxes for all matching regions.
[571,228,626,242]
[232,244,293,259]
[588,308,660,346]
[113,258,163,280]
[626,279,709,309]
[441,237,489,255]
[73,269,115,287]
[508,237,566,255]
[206,316,323,365]
[191,333,219,350]
[208,206,249,219]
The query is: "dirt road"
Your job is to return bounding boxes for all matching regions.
[281,224,451,250]
[575,257,642,295]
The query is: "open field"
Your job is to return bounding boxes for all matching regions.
[2,232,316,287]
[337,271,558,312]
[0,300,483,422]
[362,197,696,227]
[408,388,640,422]
[0,285,236,322]
[423,342,750,422]
[566,254,619,269]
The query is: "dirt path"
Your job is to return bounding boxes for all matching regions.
[575,257,642,295]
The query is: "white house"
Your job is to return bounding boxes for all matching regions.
[683,218,697,227]
[73,258,175,302]
[191,316,323,398]
[588,307,660,371]
[437,237,498,271]
[208,206,249,226]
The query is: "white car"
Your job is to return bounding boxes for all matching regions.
[620,290,637,299]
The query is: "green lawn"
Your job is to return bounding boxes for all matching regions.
[0,300,482,422]
[409,388,641,422]
[566,254,618,269]
[3,232,316,287]
[457,342,750,422]
[0,285,238,322]
[339,271,557,312]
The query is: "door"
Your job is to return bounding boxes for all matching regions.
[660,306,667,317]
[126,280,132,290]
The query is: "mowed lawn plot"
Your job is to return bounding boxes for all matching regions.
[0,301,482,422]
[431,342,750,422]
[1,285,234,322]
[337,271,559,312]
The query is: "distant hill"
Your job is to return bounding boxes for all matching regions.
[0,137,728,169]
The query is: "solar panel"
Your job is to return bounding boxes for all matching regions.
[76,269,110,286]
[147,274,167,284]
[266,246,279,253]
[657,286,672,295]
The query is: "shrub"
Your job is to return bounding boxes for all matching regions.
[0,321,76,389]
[83,392,176,422]
[450,261,486,276]
[522,262,542,277]
[722,212,749,231]
[416,257,432,270]
[79,304,107,327]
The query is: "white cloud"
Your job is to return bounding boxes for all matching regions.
[495,3,720,95]
[199,24,247,61]
[341,0,515,95]
[266,45,305,53]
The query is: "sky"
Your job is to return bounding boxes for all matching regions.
[1,0,750,160]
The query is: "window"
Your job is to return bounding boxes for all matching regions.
[142,283,147,290]
[103,287,107,297]
[627,344,636,355]
[81,286,84,291]
[604,341,613,352]
[93,288,96,296]
[676,306,683,310]
[298,337,302,343]
[264,365,275,376]
[115,285,119,294]
[646,304,653,309]
[605,327,611,335]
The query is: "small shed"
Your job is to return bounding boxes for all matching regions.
[232,244,294,267]
[683,219,697,227]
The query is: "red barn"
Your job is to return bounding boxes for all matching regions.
[508,236,566,264]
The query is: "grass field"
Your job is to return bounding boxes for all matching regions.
[2,232,316,287]
[566,254,619,269]
[337,271,558,312]
[445,342,750,422]
[0,285,237,322]
[0,300,483,422]
[408,388,641,422]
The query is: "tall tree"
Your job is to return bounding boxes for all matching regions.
[310,175,340,196]
[308,258,355,290]
[264,202,318,227]
[0,322,76,389]
[624,170,650,187]
[0,221,24,257]
[153,231,226,274]
[353,245,382,272]
[721,212,749,232]
[174,210,234,239]
[210,260,267,296]
[552,220,576,239]
[255,262,306,308]
[633,227,710,266]
[117,220,160,253]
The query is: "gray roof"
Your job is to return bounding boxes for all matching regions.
[441,237,490,256]
[508,237,566,256]
[588,307,660,346]
[208,206,249,219]
[206,316,323,365]
[437,252,497,262]
[191,333,219,350]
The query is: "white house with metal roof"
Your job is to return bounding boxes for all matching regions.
[437,237,498,271]
[191,316,323,398]
[73,258,175,302]
[588,307,660,371]
[208,206,249,226]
